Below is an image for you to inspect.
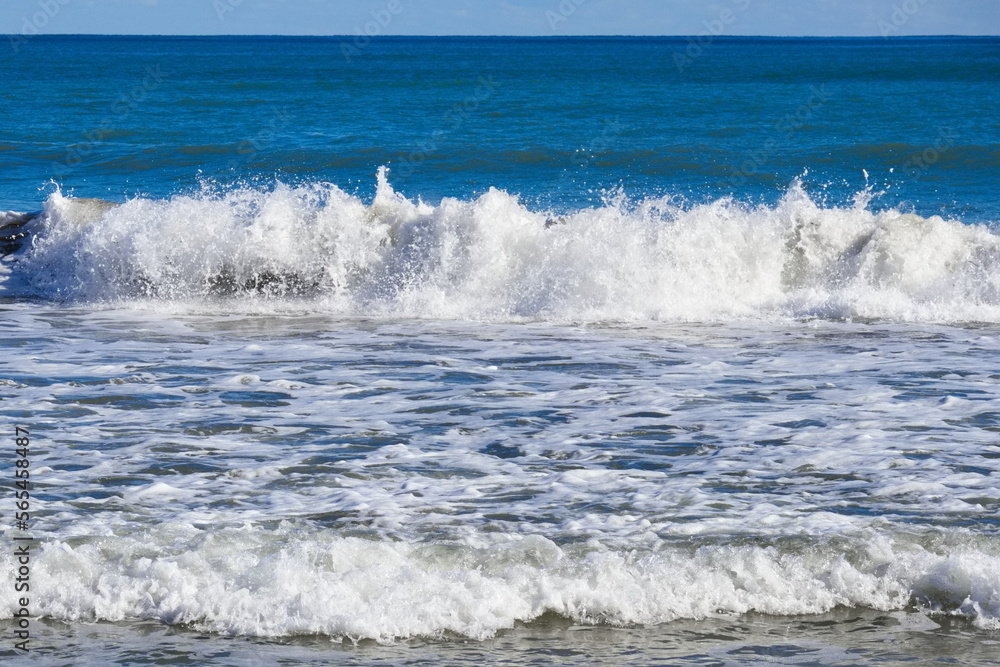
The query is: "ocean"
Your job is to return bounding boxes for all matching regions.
[1,35,1000,665]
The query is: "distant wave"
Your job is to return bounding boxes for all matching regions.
[3,168,1000,323]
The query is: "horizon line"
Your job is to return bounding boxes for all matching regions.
[6,33,998,38]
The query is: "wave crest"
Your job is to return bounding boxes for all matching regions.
[7,527,1000,639]
[3,170,999,322]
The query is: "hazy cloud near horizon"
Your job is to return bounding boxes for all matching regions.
[1,0,997,36]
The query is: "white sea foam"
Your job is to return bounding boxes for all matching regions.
[3,171,999,323]
[2,308,998,639]
[3,289,999,642]
[2,526,999,640]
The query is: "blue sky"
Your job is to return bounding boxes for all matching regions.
[2,0,997,36]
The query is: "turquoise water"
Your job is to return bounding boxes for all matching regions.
[2,36,1000,665]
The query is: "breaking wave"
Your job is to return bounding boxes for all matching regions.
[3,526,999,640]
[3,168,999,323]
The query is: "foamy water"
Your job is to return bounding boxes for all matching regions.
[2,300,999,650]
[4,170,999,323]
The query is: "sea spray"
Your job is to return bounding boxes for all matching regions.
[3,170,999,323]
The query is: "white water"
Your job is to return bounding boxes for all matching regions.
[9,525,1000,640]
[4,170,999,323]
[1,306,999,639]
[3,172,1000,644]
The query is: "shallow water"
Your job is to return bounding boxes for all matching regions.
[5,603,1000,665]
[2,306,1000,662]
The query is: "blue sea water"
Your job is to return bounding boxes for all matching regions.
[2,36,1000,665]
[3,36,999,218]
